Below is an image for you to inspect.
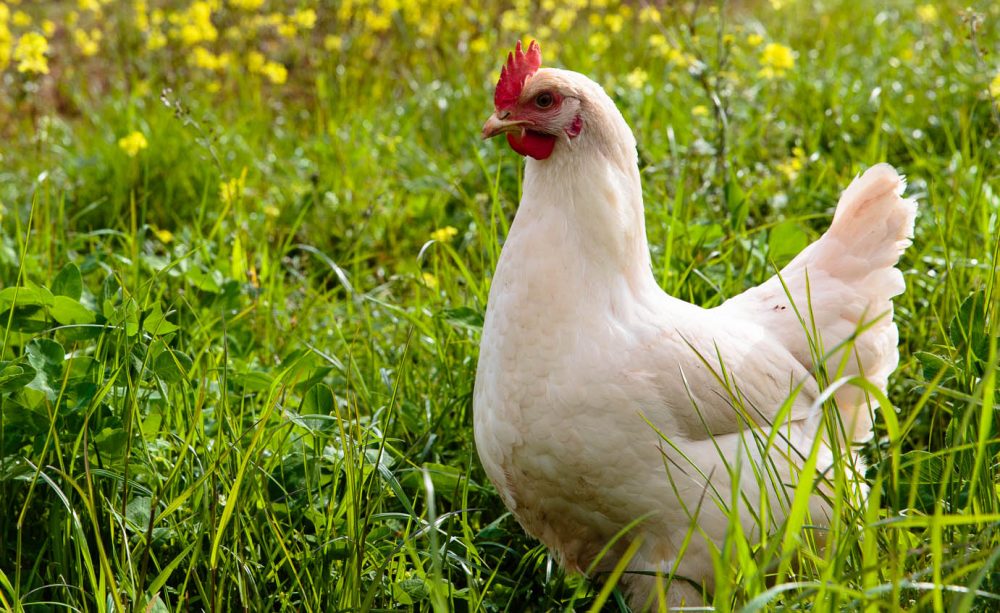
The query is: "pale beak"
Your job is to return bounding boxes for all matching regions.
[482,112,526,140]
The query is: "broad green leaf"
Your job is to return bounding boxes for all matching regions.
[143,303,180,335]
[51,263,83,300]
[292,366,335,393]
[66,356,98,380]
[401,463,477,503]
[393,577,429,604]
[438,306,484,331]
[107,298,140,336]
[125,496,153,530]
[184,267,222,293]
[0,361,37,393]
[101,273,121,306]
[768,220,810,265]
[94,427,128,459]
[914,351,952,382]
[301,383,335,415]
[231,370,273,392]
[141,408,163,437]
[25,338,65,399]
[50,296,97,325]
[152,348,192,384]
[0,285,54,310]
[0,307,49,333]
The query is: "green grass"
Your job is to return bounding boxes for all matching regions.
[0,0,998,610]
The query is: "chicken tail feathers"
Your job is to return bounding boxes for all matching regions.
[819,164,916,436]
[720,164,917,440]
[827,163,917,282]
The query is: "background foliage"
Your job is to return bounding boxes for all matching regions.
[0,0,998,611]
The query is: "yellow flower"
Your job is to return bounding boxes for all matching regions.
[134,79,151,98]
[290,8,316,29]
[118,131,149,157]
[0,25,10,71]
[625,67,648,89]
[0,5,9,24]
[74,28,102,56]
[692,105,709,117]
[134,0,149,29]
[219,168,247,205]
[648,34,693,68]
[468,36,487,54]
[260,60,287,84]
[648,33,669,53]
[152,226,174,244]
[12,10,30,27]
[247,50,265,72]
[365,9,392,33]
[263,204,280,217]
[916,4,938,23]
[337,0,353,22]
[14,32,49,74]
[260,11,284,27]
[146,29,166,50]
[41,19,56,36]
[430,226,458,242]
[78,0,101,11]
[747,33,763,46]
[776,147,806,179]
[588,31,610,54]
[990,72,1000,99]
[759,42,794,78]
[324,34,343,51]
[229,0,264,9]
[551,8,576,32]
[639,6,661,24]
[418,14,440,38]
[421,272,439,288]
[171,1,218,46]
[604,13,623,33]
[499,9,528,35]
[190,46,230,70]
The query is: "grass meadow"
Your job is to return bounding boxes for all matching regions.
[1,0,998,610]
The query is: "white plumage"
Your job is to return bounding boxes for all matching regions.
[475,45,916,608]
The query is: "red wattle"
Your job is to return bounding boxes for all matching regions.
[507,130,557,160]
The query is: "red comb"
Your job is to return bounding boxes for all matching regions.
[494,40,542,109]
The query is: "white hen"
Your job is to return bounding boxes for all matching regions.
[473,41,916,608]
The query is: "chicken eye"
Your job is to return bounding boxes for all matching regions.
[534,92,554,109]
